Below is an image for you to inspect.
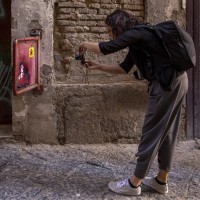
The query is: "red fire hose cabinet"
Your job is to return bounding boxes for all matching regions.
[13,37,40,95]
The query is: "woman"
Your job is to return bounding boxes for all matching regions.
[78,9,188,196]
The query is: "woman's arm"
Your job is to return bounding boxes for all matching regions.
[79,29,142,55]
[85,60,126,74]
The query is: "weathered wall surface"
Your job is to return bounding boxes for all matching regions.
[54,82,147,144]
[145,0,186,26]
[53,0,146,144]
[54,0,144,84]
[12,0,58,144]
[11,0,187,144]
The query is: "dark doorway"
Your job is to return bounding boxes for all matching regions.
[0,0,12,125]
[186,0,200,139]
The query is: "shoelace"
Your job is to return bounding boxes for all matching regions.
[116,179,129,188]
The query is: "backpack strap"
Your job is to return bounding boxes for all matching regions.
[153,26,172,59]
[134,24,172,59]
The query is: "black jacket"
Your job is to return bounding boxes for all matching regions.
[99,27,178,90]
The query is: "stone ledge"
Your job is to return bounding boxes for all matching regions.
[54,82,147,144]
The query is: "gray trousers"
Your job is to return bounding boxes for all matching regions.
[134,72,188,179]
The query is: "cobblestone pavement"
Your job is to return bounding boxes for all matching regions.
[0,140,199,200]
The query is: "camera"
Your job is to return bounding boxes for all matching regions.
[75,53,85,64]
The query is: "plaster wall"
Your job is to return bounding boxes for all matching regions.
[145,0,186,26]
[12,0,58,144]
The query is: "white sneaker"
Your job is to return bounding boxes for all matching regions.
[142,177,168,194]
[108,178,141,196]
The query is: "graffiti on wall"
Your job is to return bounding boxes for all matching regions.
[0,0,5,18]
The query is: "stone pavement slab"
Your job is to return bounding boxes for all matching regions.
[0,140,199,200]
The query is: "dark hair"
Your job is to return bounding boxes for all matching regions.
[105,9,143,38]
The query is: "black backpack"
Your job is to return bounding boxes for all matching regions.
[137,20,196,72]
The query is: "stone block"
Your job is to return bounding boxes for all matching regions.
[54,83,147,143]
[58,2,86,8]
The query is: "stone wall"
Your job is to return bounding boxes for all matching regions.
[11,0,187,144]
[145,0,186,27]
[54,0,144,84]
[53,0,147,144]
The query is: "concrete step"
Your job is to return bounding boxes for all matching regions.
[0,124,13,137]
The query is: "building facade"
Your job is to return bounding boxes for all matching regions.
[0,0,197,144]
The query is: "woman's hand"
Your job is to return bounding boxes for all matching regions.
[84,60,100,70]
[83,60,126,74]
[79,42,88,54]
